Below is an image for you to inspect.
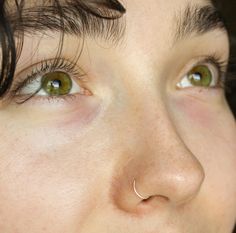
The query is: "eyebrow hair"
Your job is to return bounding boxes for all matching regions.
[174,4,227,43]
[8,0,126,43]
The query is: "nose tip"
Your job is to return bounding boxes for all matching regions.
[112,153,205,215]
[134,156,205,206]
[165,163,205,205]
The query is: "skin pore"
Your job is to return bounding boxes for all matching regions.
[0,0,236,232]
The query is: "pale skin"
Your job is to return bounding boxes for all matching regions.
[0,0,236,232]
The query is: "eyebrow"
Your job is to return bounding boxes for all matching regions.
[9,0,126,43]
[174,4,227,43]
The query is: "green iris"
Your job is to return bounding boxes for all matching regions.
[188,65,212,87]
[42,71,72,96]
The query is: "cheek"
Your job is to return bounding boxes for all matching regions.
[170,93,236,215]
[171,92,236,164]
[0,99,115,230]
[0,98,108,231]
[171,93,223,129]
[0,132,103,231]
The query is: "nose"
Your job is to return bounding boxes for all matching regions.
[111,106,205,214]
[134,143,204,206]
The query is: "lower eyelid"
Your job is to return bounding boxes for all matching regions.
[14,92,94,107]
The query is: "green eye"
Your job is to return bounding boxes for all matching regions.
[187,65,212,87]
[42,71,72,96]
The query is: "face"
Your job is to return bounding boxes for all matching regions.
[0,0,235,232]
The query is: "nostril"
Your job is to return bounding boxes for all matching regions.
[141,196,152,203]
[140,195,169,204]
[135,195,170,215]
[133,179,170,204]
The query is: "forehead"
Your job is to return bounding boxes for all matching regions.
[123,0,224,42]
[7,0,226,48]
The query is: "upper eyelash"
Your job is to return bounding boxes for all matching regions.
[9,58,85,101]
[200,54,228,72]
[8,54,231,104]
[199,54,228,88]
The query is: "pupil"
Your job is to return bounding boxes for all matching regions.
[51,80,61,89]
[188,66,212,87]
[42,71,72,96]
[193,73,202,81]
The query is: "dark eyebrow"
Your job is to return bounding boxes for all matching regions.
[8,0,126,43]
[174,4,227,43]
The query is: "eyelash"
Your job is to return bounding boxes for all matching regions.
[9,54,230,104]
[10,58,86,104]
[194,54,228,89]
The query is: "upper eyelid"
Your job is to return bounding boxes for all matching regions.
[180,55,228,76]
[14,58,86,82]
[171,55,228,88]
[175,56,228,88]
[9,58,87,95]
[193,57,228,81]
[197,56,228,70]
[11,54,228,91]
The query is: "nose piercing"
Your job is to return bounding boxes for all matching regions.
[133,179,147,200]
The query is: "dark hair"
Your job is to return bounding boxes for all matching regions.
[212,0,236,118]
[0,0,16,97]
[0,0,126,99]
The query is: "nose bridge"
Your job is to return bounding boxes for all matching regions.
[140,101,203,193]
